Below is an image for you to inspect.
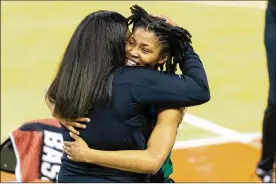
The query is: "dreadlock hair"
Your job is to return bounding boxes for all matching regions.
[127,5,192,73]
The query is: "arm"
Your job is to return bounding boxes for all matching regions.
[119,44,210,108]
[65,108,184,174]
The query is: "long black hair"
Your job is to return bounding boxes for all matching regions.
[128,5,192,73]
[46,11,128,119]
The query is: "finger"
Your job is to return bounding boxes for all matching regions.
[75,117,90,123]
[63,145,71,154]
[72,122,86,129]
[68,126,80,135]
[59,121,70,128]
[150,14,176,26]
[67,155,73,160]
[149,13,158,17]
[64,148,69,155]
[149,14,166,21]
[69,132,80,141]
[149,13,161,18]
[64,141,72,147]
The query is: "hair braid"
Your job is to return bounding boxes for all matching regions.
[128,5,193,73]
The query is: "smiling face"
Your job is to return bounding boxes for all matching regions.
[125,28,167,67]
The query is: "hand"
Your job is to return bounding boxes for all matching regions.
[57,117,90,135]
[150,13,178,26]
[63,132,90,162]
[179,107,187,124]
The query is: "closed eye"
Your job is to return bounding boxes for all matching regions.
[142,48,151,53]
[128,40,135,46]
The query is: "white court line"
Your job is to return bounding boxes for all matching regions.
[172,1,266,9]
[182,113,254,143]
[174,136,235,149]
[173,132,261,150]
[243,132,262,139]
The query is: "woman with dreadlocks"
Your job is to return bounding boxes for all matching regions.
[46,5,210,183]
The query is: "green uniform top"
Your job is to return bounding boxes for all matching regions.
[161,151,173,181]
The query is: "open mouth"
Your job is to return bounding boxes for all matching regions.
[125,58,140,66]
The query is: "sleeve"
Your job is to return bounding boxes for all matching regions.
[120,44,210,108]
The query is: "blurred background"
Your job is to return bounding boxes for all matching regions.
[1,1,268,182]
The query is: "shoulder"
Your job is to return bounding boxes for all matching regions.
[113,66,162,86]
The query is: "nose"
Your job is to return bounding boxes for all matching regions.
[128,48,139,58]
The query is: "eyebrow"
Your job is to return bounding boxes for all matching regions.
[130,36,151,47]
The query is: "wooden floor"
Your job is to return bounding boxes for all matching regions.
[171,139,263,182]
[1,138,268,183]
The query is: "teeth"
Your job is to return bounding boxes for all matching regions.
[126,59,137,66]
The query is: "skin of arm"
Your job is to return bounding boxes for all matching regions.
[65,108,184,174]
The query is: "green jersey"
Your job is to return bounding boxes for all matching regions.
[160,151,173,180]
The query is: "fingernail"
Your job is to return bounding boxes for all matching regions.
[87,118,90,122]
[77,132,80,135]
[83,125,86,128]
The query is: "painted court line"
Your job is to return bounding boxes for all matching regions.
[174,132,261,150]
[182,113,253,143]
[243,132,262,149]
[243,132,261,140]
[173,136,235,149]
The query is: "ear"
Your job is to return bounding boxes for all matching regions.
[158,55,168,65]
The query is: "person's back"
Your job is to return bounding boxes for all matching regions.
[59,106,148,182]
[57,66,159,182]
[58,66,170,182]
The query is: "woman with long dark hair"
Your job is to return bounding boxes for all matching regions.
[46,8,210,183]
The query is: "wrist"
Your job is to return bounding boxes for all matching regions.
[84,148,96,163]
